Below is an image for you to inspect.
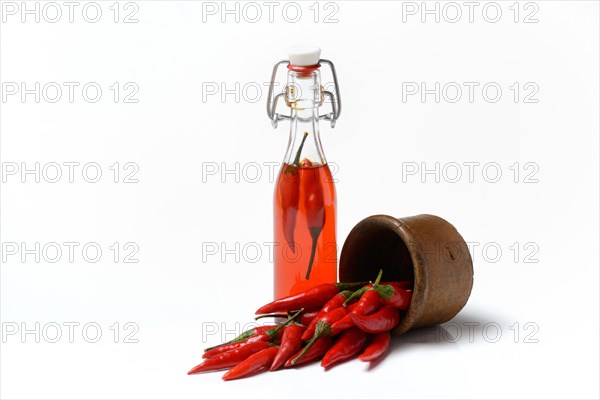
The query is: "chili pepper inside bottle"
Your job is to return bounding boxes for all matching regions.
[268,46,342,299]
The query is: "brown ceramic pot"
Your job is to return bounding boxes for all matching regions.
[339,214,473,336]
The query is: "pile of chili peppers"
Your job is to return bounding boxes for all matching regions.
[188,270,413,380]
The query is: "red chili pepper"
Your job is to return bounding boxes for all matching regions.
[203,335,263,359]
[321,328,368,369]
[284,337,334,368]
[301,319,318,342]
[279,132,309,253]
[359,332,391,362]
[202,328,282,359]
[332,288,381,335]
[203,325,277,354]
[300,163,326,280]
[188,341,272,374]
[346,301,360,313]
[350,305,401,334]
[380,286,412,310]
[270,323,305,371]
[280,165,300,253]
[255,282,366,314]
[299,310,320,326]
[302,290,352,341]
[352,288,381,316]
[204,309,303,359]
[330,314,354,334]
[222,346,279,381]
[291,307,348,365]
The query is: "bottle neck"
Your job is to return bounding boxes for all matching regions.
[283,70,326,167]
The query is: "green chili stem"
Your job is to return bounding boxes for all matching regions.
[343,269,384,306]
[305,227,322,280]
[254,313,288,321]
[374,269,383,285]
[292,132,310,167]
[266,308,305,339]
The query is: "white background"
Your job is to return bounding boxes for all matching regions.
[1,1,599,399]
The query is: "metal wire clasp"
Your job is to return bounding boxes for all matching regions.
[266,59,342,129]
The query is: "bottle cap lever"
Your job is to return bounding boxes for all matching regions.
[266,59,342,129]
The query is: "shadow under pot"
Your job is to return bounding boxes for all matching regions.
[339,214,474,336]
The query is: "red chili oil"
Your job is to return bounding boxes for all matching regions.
[273,162,336,299]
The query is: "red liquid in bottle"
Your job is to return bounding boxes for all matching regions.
[273,163,337,299]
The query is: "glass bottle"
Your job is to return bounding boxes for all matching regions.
[267,46,342,299]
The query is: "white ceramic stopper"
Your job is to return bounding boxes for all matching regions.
[288,45,321,67]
